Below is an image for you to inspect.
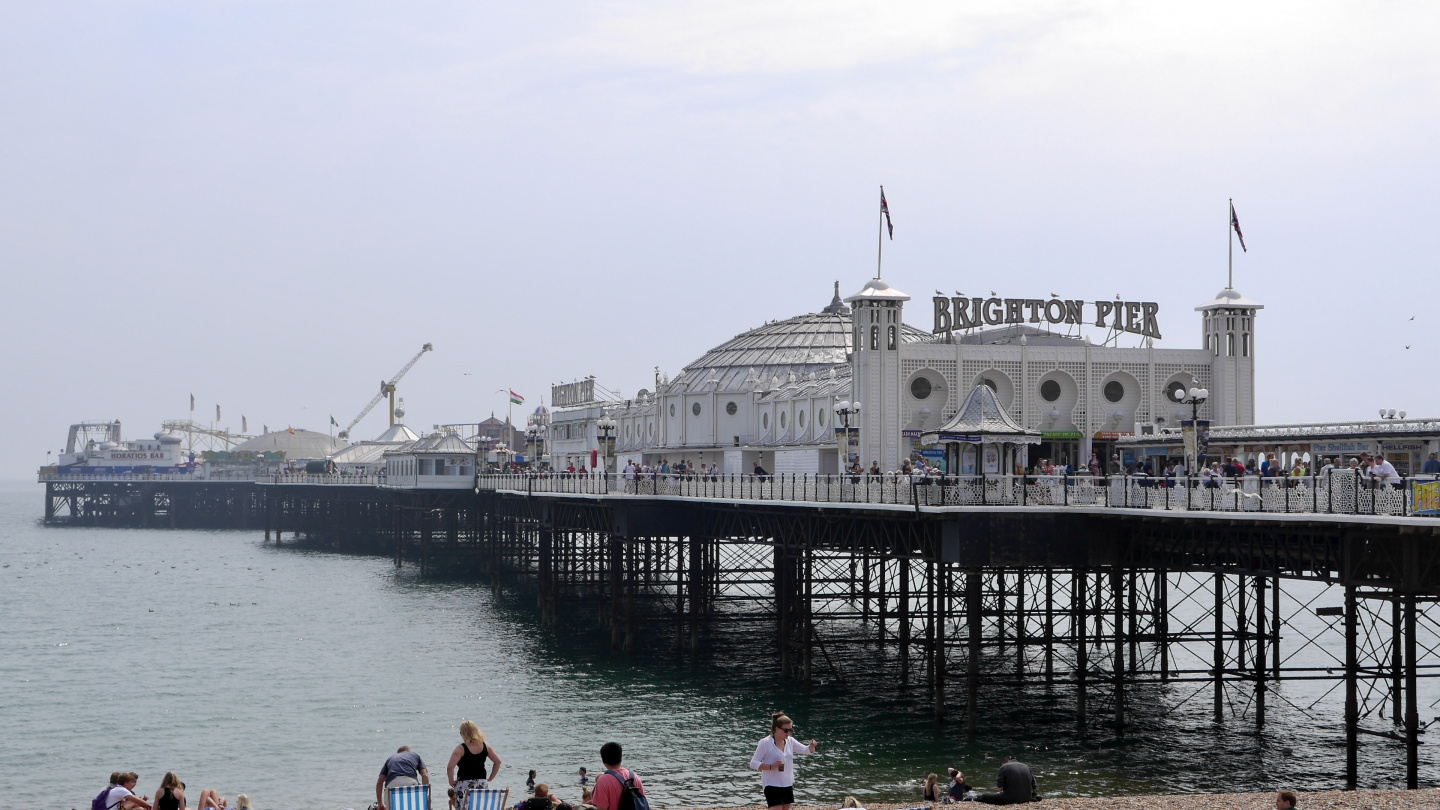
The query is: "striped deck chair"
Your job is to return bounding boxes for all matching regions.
[465,787,509,810]
[388,782,430,810]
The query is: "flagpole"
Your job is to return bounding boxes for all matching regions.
[876,186,884,279]
[1227,198,1233,290]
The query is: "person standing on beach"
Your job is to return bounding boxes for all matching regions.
[592,742,646,810]
[749,711,817,810]
[447,719,503,808]
[1275,790,1297,809]
[976,757,1036,805]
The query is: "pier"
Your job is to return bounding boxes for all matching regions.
[40,470,1440,788]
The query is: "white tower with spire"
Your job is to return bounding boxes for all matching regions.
[847,276,910,470]
[1196,287,1262,425]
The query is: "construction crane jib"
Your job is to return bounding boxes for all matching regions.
[337,342,433,440]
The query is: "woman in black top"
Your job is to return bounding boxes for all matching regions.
[448,720,503,808]
[153,772,184,810]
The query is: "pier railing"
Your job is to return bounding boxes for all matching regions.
[477,471,1440,517]
[267,474,386,486]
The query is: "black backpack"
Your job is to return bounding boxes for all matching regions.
[603,769,649,810]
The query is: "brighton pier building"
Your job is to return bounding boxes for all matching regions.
[548,277,1259,474]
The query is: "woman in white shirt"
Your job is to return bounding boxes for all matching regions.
[749,711,818,810]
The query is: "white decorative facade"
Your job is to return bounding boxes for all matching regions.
[548,277,1261,474]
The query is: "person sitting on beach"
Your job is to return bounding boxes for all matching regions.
[923,773,940,803]
[976,757,1037,805]
[106,773,154,810]
[581,787,593,806]
[947,768,973,802]
[840,797,865,810]
[1275,790,1297,809]
[523,783,572,810]
[153,773,185,810]
[197,787,227,809]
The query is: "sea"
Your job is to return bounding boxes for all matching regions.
[1,481,1432,809]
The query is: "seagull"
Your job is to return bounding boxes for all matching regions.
[955,290,964,297]
[936,289,944,296]
[1411,316,1416,321]
[1406,345,1411,350]
[990,291,998,296]
[1050,293,1060,298]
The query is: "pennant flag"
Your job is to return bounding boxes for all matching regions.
[216,404,221,422]
[288,426,296,435]
[1230,201,1247,253]
[510,390,525,405]
[242,416,248,433]
[880,187,894,239]
[330,415,338,427]
[190,393,195,411]
[264,424,269,434]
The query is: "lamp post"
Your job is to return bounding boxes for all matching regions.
[1172,385,1209,475]
[833,400,861,469]
[596,416,617,473]
[525,425,544,471]
[495,441,509,472]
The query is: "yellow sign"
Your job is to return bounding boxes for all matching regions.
[1413,481,1440,516]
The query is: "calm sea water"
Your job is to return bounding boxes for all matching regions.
[1,482,1432,809]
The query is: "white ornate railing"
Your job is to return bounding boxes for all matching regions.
[476,471,1440,517]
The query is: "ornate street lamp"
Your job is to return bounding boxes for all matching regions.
[525,425,545,470]
[1172,385,1209,474]
[833,400,861,468]
[596,416,617,473]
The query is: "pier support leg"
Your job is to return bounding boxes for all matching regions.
[1214,572,1224,723]
[1392,595,1403,725]
[899,557,911,684]
[1158,569,1169,682]
[1044,569,1054,684]
[689,537,702,652]
[1345,582,1358,788]
[609,535,622,651]
[1112,567,1125,734]
[1255,574,1266,727]
[935,561,947,721]
[1076,569,1088,727]
[966,571,981,732]
[1405,591,1419,789]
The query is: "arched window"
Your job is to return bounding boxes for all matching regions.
[1242,333,1250,357]
[1226,333,1236,357]
[870,325,879,351]
[887,325,896,350]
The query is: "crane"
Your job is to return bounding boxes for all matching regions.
[337,342,433,440]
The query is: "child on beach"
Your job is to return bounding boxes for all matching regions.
[527,770,537,792]
[579,767,588,786]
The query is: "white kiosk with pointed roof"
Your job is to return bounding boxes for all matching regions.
[922,384,1041,475]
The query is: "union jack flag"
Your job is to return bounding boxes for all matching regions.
[1230,201,1247,252]
[880,187,894,239]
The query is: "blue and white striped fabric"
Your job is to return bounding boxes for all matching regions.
[388,783,430,810]
[466,787,510,810]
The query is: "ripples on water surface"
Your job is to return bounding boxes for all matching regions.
[0,483,1432,809]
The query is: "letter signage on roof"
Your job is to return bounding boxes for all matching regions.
[552,379,597,408]
[932,296,1161,340]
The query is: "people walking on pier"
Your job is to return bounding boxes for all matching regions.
[376,745,430,810]
[592,742,647,810]
[750,711,817,810]
[1425,452,1440,475]
[448,720,502,808]
[976,757,1037,805]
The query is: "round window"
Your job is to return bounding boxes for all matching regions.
[780,412,788,429]
[817,409,826,428]
[691,402,702,416]
[669,403,676,417]
[625,425,632,439]
[1040,380,1061,402]
[648,422,654,437]
[798,410,806,428]
[910,376,932,400]
[1104,380,1126,403]
[981,377,997,391]
[726,401,738,416]
[763,413,770,429]
[1165,381,1186,402]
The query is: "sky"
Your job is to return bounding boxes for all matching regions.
[2,1,1437,476]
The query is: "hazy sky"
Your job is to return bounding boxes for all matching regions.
[3,2,1437,476]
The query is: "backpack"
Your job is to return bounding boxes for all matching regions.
[93,787,116,810]
[603,769,649,810]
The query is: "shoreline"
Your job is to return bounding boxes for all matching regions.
[670,790,1440,810]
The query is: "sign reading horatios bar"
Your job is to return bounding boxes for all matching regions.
[932,296,1162,339]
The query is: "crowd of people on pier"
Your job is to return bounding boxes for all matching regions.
[93,713,1310,810]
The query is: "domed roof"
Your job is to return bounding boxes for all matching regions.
[671,284,928,391]
[1195,287,1264,311]
[232,428,349,460]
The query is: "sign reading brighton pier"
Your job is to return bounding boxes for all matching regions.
[932,296,1162,339]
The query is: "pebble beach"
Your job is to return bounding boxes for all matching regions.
[684,792,1440,810]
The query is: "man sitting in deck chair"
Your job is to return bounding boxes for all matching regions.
[378,746,431,810]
